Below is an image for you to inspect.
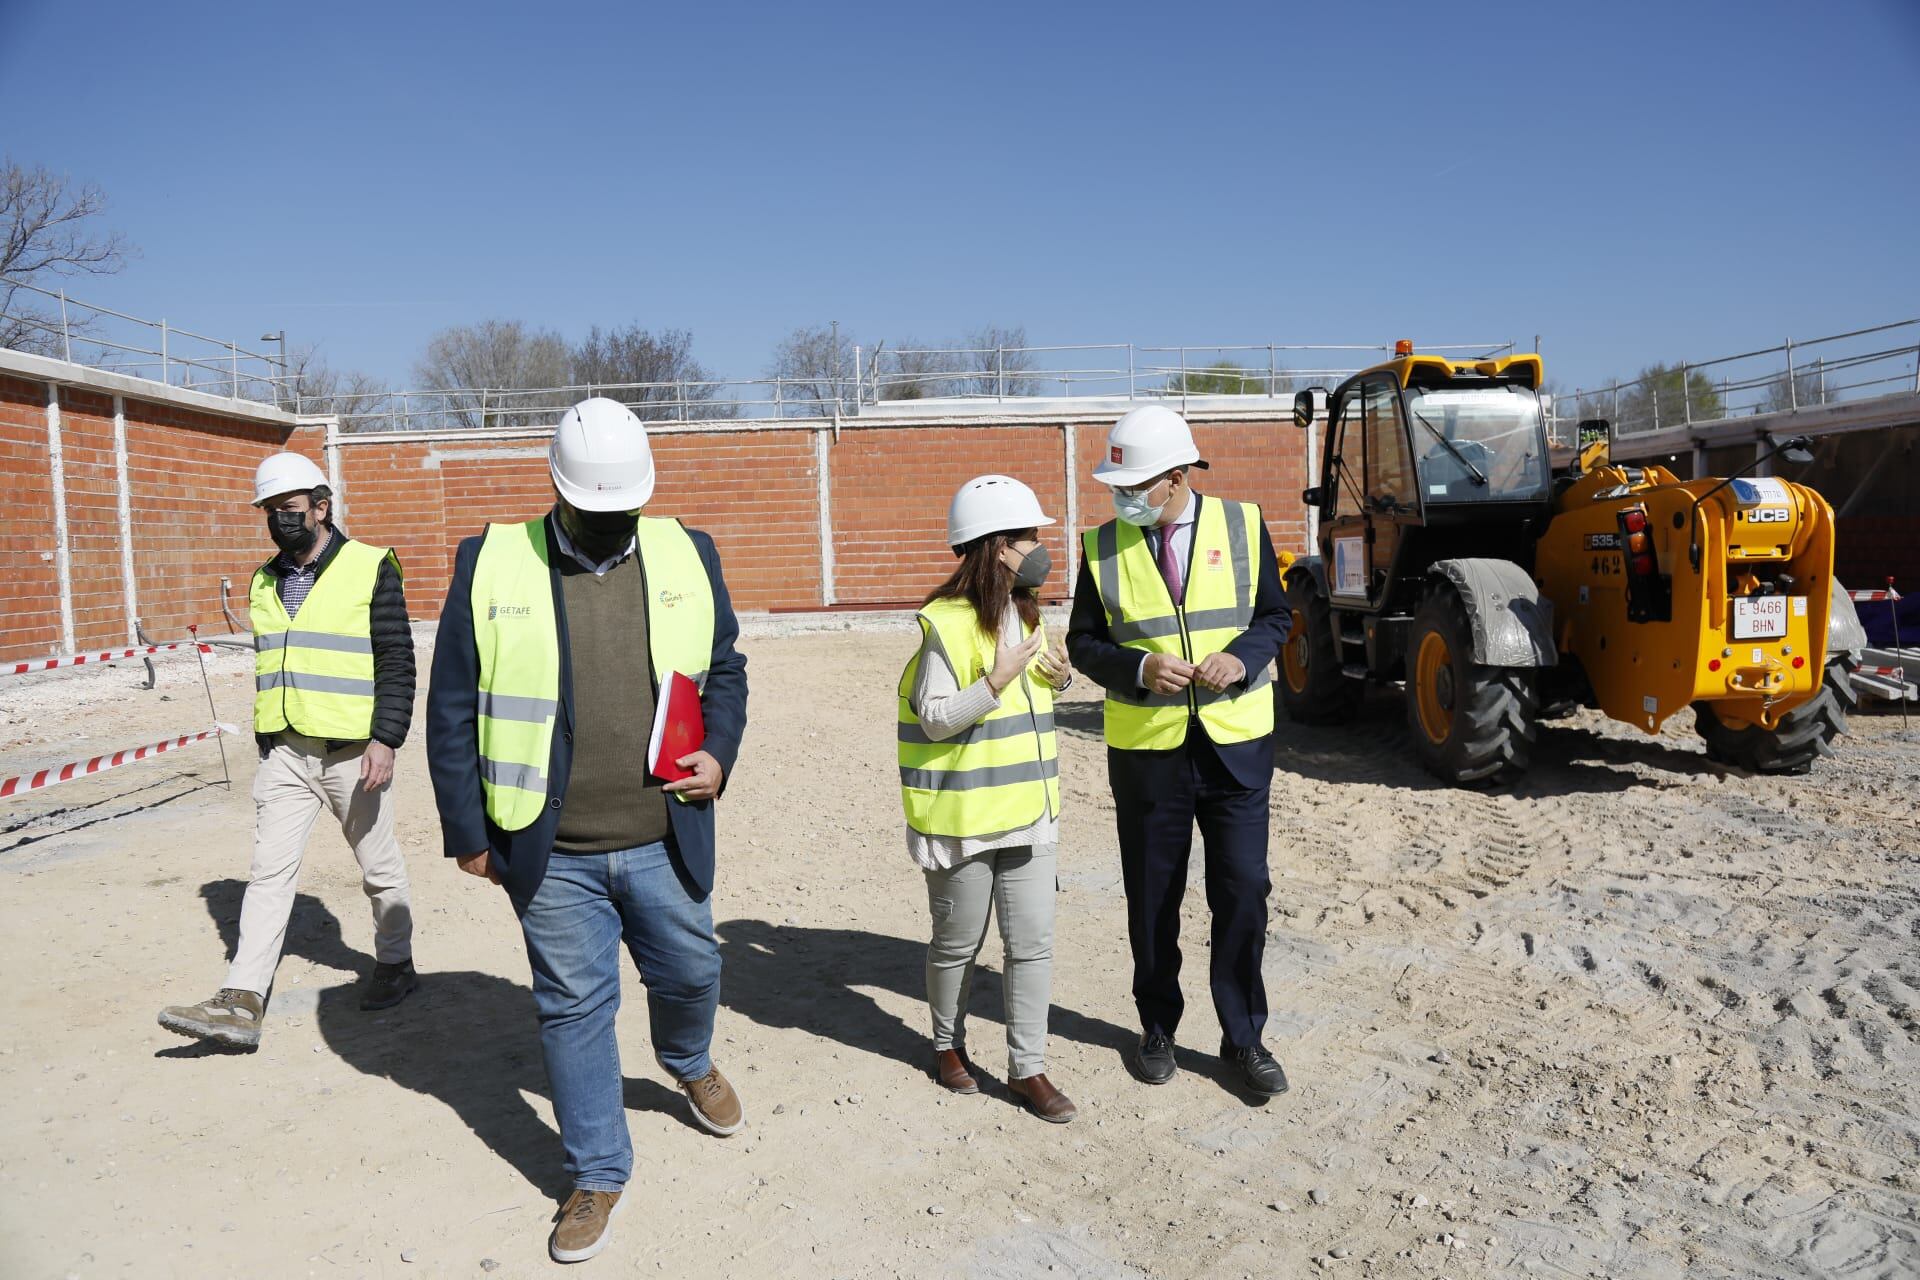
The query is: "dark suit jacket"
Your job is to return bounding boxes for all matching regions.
[426,512,749,901]
[1066,493,1290,792]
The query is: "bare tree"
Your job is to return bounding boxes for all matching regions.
[876,340,950,401]
[949,325,1043,398]
[1763,366,1827,413]
[0,159,131,352]
[765,324,855,416]
[413,319,571,429]
[572,324,731,419]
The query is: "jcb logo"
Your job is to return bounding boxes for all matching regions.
[1748,507,1791,524]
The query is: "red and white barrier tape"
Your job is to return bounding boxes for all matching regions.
[1847,589,1903,602]
[1861,665,1912,679]
[0,723,238,800]
[4,642,212,678]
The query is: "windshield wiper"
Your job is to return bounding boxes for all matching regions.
[1412,410,1488,487]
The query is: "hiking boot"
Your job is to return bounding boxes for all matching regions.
[934,1048,980,1094]
[680,1064,744,1136]
[550,1189,624,1263]
[1221,1040,1290,1097]
[360,959,418,1011]
[158,988,265,1049]
[1008,1072,1078,1124]
[1133,1032,1177,1084]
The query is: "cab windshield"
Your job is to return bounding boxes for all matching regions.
[1404,384,1549,503]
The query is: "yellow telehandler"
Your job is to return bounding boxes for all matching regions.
[1278,342,1866,784]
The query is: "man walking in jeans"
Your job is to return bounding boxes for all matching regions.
[159,452,416,1048]
[427,398,749,1264]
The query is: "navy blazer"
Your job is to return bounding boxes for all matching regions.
[426,512,749,901]
[1066,494,1289,792]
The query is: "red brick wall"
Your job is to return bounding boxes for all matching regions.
[2,386,1310,661]
[0,376,61,658]
[124,399,307,643]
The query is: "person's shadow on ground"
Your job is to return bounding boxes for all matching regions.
[173,879,695,1200]
[168,882,1172,1194]
[713,917,1138,1087]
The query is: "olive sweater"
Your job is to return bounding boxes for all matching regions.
[551,553,672,853]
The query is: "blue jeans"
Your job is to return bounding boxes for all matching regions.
[510,840,721,1192]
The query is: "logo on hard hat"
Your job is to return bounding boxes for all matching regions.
[1110,445,1124,465]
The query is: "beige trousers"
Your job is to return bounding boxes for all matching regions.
[224,731,412,996]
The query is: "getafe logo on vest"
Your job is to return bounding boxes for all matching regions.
[486,601,533,621]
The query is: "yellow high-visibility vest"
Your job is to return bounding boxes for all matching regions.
[252,538,397,740]
[469,515,715,831]
[897,596,1061,838]
[1081,496,1275,751]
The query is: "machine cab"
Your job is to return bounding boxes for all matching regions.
[1294,343,1553,613]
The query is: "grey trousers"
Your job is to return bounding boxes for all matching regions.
[923,844,1056,1077]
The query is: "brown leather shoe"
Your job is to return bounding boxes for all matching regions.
[680,1064,744,1136]
[934,1048,979,1094]
[550,1189,623,1263]
[1008,1073,1078,1124]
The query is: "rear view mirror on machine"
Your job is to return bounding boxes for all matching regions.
[1292,387,1328,429]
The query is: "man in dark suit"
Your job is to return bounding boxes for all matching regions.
[1067,404,1291,1098]
[427,398,748,1264]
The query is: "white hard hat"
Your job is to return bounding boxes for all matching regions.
[550,397,655,511]
[252,452,331,507]
[1092,404,1206,487]
[947,474,1055,548]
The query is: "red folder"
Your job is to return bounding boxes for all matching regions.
[648,671,707,784]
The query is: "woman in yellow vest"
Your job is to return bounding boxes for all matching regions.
[897,475,1077,1123]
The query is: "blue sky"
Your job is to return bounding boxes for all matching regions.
[3,0,1916,396]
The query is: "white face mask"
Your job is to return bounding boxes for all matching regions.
[1113,479,1169,526]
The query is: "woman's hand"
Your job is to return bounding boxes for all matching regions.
[987,629,1045,694]
[1032,634,1071,689]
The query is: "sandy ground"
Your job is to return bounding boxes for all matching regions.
[1,629,1917,1280]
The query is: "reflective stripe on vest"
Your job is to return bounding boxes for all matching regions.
[251,539,396,740]
[469,515,715,831]
[896,596,1061,838]
[1082,496,1276,751]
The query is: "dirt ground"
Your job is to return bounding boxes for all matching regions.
[2,628,1917,1280]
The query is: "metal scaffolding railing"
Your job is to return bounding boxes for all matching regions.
[1547,319,1920,443]
[0,277,294,407]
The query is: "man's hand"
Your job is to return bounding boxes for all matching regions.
[1192,652,1247,693]
[664,750,724,802]
[1143,652,1196,696]
[456,850,500,884]
[360,741,396,792]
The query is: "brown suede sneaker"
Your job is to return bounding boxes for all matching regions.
[158,988,265,1049]
[680,1064,744,1136]
[1008,1073,1079,1124]
[550,1189,623,1263]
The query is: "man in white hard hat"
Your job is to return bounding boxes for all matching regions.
[1067,405,1292,1099]
[159,452,418,1049]
[426,397,750,1264]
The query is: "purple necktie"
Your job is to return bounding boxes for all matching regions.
[1157,526,1184,606]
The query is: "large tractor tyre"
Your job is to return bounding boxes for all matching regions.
[1404,589,1537,785]
[1278,573,1361,725]
[1692,654,1859,775]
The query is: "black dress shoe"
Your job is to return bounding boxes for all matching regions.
[360,959,418,1011]
[1133,1033,1177,1084]
[1222,1041,1289,1096]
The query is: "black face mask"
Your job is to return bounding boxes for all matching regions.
[268,508,318,556]
[561,503,638,562]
